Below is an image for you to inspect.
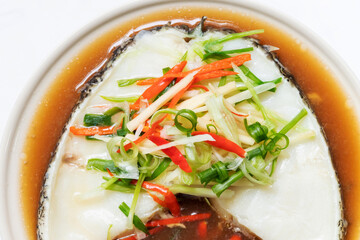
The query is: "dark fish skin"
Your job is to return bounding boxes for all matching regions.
[37,17,345,240]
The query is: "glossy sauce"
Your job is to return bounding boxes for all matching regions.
[20,6,360,240]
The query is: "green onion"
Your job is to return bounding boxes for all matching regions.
[198,161,229,185]
[85,135,111,141]
[101,95,139,103]
[162,67,171,74]
[154,79,175,101]
[102,177,135,193]
[206,124,218,134]
[107,137,123,163]
[119,202,149,234]
[232,64,274,130]
[146,158,171,180]
[128,173,146,229]
[86,158,123,175]
[118,77,152,87]
[118,138,139,161]
[218,76,227,87]
[244,119,268,143]
[150,108,178,125]
[242,156,273,185]
[83,114,112,127]
[239,65,282,92]
[246,145,267,160]
[212,170,244,197]
[104,107,123,116]
[107,224,113,240]
[213,161,229,183]
[101,177,120,189]
[203,47,254,61]
[174,109,198,133]
[204,29,264,52]
[179,51,188,62]
[169,185,234,199]
[269,157,278,177]
[264,133,289,155]
[139,155,160,176]
[181,171,195,185]
[206,95,240,144]
[264,108,307,155]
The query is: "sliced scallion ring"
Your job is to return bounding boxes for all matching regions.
[174,109,198,133]
[264,133,289,155]
[150,108,178,125]
[119,138,139,161]
[244,119,268,143]
[206,124,218,134]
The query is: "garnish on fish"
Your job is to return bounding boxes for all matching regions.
[38,18,344,240]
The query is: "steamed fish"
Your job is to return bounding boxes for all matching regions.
[38,20,343,240]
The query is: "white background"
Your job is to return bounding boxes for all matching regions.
[0,0,359,140]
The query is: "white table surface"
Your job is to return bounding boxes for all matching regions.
[0,0,359,142]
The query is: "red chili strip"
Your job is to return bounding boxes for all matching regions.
[131,61,187,110]
[230,235,242,240]
[145,213,211,227]
[194,70,237,83]
[69,125,117,136]
[132,180,180,217]
[230,111,249,117]
[148,135,192,173]
[167,54,250,78]
[191,131,246,158]
[106,168,114,177]
[197,221,208,239]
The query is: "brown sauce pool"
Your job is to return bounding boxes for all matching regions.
[20,6,360,240]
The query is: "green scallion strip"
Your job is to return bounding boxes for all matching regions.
[269,157,278,177]
[264,108,307,154]
[83,114,111,127]
[150,108,178,125]
[101,95,139,103]
[203,47,254,61]
[246,145,266,160]
[174,109,198,133]
[119,138,139,161]
[104,107,124,116]
[232,64,274,129]
[162,67,171,74]
[117,77,152,87]
[101,177,120,189]
[204,29,264,52]
[128,173,146,229]
[264,133,289,155]
[213,161,229,183]
[179,51,188,62]
[102,177,135,193]
[86,158,122,175]
[169,185,234,199]
[212,170,244,197]
[146,158,171,180]
[107,224,113,240]
[198,161,229,185]
[218,76,227,87]
[119,202,149,234]
[244,119,268,143]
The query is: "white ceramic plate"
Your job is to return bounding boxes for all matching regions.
[1,1,360,239]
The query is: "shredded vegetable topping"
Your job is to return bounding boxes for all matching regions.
[69,25,313,238]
